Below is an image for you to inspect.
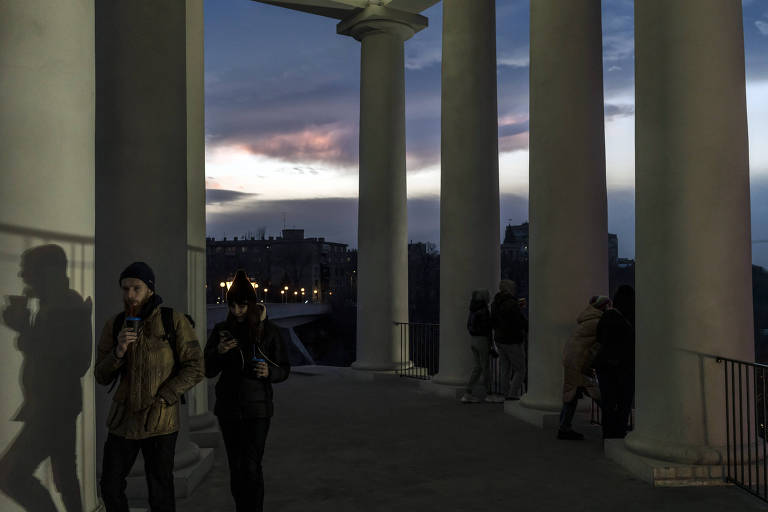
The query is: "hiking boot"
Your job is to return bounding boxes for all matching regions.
[557,429,585,440]
[461,394,481,403]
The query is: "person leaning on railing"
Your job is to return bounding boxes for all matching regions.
[593,285,635,439]
[491,280,529,401]
[557,295,610,440]
[461,289,496,403]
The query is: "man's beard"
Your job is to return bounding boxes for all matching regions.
[124,296,150,316]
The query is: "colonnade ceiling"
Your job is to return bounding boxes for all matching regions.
[254,0,441,19]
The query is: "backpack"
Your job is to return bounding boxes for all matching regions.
[108,307,194,404]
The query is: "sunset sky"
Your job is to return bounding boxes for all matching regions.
[204,0,768,267]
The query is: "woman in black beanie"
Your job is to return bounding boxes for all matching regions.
[204,269,290,512]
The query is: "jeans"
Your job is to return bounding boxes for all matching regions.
[466,336,491,398]
[100,431,178,512]
[497,343,526,398]
[219,417,271,512]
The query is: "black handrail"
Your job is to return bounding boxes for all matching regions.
[394,321,439,380]
[717,357,768,502]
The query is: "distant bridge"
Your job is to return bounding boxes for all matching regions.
[206,302,332,364]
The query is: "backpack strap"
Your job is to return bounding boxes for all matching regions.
[107,312,127,394]
[160,306,186,405]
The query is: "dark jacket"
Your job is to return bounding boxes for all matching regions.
[491,291,528,344]
[467,299,492,338]
[593,308,635,373]
[204,318,290,419]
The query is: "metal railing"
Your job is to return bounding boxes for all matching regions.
[395,322,439,379]
[718,356,768,501]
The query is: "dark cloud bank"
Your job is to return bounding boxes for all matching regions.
[207,176,768,269]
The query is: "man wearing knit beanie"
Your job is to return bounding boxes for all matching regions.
[95,261,204,512]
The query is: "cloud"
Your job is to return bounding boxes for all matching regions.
[206,191,532,251]
[757,20,768,36]
[499,120,529,137]
[498,52,530,69]
[236,123,358,166]
[604,103,634,120]
[206,188,258,205]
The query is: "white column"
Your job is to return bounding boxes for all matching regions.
[95,0,213,496]
[0,2,99,511]
[618,0,753,468]
[433,0,500,386]
[513,0,608,421]
[338,6,426,371]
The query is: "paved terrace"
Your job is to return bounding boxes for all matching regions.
[177,367,765,512]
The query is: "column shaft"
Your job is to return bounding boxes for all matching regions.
[0,1,98,511]
[524,0,608,411]
[435,0,500,385]
[627,0,752,464]
[95,0,212,494]
[339,8,423,370]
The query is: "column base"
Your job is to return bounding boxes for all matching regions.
[189,411,221,449]
[419,379,466,400]
[604,439,728,487]
[504,399,560,429]
[351,360,406,371]
[126,446,214,502]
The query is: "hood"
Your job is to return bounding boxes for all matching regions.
[252,302,267,322]
[499,280,516,295]
[471,289,490,303]
[576,304,603,324]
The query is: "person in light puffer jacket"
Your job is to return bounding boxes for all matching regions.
[557,295,610,440]
[204,269,290,512]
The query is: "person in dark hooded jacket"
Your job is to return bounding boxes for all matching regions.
[594,284,635,439]
[461,289,494,403]
[204,269,290,512]
[491,280,528,400]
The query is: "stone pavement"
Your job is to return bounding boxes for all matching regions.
[176,367,765,512]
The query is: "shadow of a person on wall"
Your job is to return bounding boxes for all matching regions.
[0,244,92,512]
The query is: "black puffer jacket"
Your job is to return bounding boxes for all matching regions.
[490,291,528,344]
[467,299,492,338]
[593,308,634,373]
[204,317,290,419]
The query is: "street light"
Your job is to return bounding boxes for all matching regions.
[263,288,268,303]
[219,282,226,302]
[280,290,285,303]
[293,290,298,303]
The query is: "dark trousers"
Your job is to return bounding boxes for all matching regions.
[598,368,634,439]
[100,431,178,512]
[219,417,271,512]
[559,388,601,432]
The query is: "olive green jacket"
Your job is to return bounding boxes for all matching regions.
[95,306,204,439]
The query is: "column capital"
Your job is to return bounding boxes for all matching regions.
[337,5,427,41]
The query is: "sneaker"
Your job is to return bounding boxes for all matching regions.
[461,394,481,403]
[484,394,505,403]
[557,429,585,440]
